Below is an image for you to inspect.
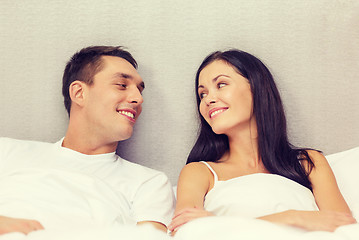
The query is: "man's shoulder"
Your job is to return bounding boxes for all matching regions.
[120,158,164,175]
[0,137,52,148]
[0,137,52,146]
[0,137,53,156]
[119,157,169,182]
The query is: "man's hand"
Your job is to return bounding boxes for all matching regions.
[0,216,44,235]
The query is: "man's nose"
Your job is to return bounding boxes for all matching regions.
[128,87,144,104]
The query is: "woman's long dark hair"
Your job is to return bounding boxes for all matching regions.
[187,49,315,191]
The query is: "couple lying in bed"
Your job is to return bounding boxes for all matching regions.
[0,46,356,237]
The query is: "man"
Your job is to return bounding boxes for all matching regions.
[0,46,175,235]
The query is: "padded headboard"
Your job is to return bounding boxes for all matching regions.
[1,1,358,184]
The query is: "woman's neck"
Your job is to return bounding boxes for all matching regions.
[225,118,260,167]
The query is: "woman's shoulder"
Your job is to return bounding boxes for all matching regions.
[180,161,216,189]
[181,161,213,176]
[306,150,327,166]
[298,149,325,173]
[303,150,333,177]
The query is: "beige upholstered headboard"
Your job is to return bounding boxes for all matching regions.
[1,0,358,184]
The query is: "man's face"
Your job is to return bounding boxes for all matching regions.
[83,56,144,144]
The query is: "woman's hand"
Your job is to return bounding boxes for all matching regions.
[170,162,214,234]
[295,210,356,232]
[168,207,214,233]
[0,216,44,235]
[259,210,356,232]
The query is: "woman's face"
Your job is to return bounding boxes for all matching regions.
[198,60,254,135]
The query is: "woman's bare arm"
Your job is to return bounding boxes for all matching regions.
[258,151,356,231]
[168,162,213,232]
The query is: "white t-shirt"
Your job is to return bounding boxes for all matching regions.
[0,137,175,230]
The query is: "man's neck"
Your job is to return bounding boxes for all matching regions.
[62,131,117,155]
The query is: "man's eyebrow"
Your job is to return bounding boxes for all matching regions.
[114,72,132,79]
[197,74,230,90]
[113,72,145,90]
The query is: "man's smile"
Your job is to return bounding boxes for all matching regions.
[117,109,136,122]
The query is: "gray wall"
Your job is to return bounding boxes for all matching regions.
[1,0,358,184]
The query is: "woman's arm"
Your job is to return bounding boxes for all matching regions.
[168,162,213,233]
[258,150,356,231]
[258,209,355,232]
[308,150,351,212]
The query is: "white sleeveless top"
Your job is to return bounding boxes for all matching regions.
[201,161,318,218]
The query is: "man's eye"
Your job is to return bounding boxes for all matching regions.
[117,84,127,88]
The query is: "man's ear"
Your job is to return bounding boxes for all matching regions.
[69,80,87,107]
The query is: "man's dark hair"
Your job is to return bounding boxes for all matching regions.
[62,46,137,115]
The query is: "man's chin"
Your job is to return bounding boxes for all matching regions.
[116,130,134,142]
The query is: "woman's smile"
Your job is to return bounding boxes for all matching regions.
[209,107,228,119]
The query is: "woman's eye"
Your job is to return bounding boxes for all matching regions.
[199,92,207,99]
[218,82,226,88]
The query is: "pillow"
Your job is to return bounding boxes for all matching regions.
[326,147,359,218]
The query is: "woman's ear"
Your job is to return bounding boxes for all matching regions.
[69,80,86,107]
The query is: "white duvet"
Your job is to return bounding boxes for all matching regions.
[0,147,358,240]
[175,216,359,240]
[1,217,358,240]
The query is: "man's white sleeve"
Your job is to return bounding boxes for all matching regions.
[131,172,175,226]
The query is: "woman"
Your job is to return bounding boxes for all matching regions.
[169,50,356,233]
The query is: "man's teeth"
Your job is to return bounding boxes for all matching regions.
[211,109,225,118]
[119,111,134,119]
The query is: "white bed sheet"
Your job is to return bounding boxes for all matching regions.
[175,216,359,240]
[0,147,358,240]
[2,218,357,240]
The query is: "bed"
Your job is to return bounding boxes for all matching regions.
[1,1,358,240]
[0,146,358,240]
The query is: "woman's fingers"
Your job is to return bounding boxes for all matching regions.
[169,207,213,232]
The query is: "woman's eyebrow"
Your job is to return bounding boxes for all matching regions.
[213,74,230,82]
[198,74,230,89]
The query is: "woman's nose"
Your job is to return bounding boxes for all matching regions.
[204,92,217,105]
